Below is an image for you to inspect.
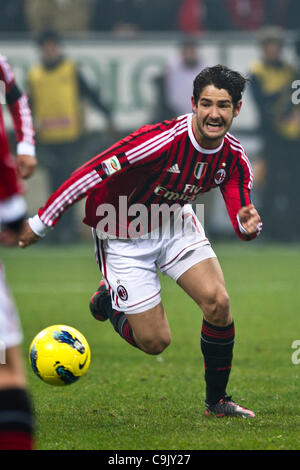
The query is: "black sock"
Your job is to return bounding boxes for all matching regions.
[0,387,34,450]
[108,310,140,349]
[201,318,235,405]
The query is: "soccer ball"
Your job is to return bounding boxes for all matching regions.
[29,325,91,386]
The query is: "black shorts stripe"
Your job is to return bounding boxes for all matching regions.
[93,229,102,272]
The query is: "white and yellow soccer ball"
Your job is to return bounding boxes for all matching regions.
[29,325,91,386]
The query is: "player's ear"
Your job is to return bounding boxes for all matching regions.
[233,100,242,117]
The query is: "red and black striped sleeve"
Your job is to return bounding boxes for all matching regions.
[0,55,35,151]
[220,138,261,241]
[36,118,184,230]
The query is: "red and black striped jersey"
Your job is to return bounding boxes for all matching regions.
[37,113,261,240]
[0,54,35,201]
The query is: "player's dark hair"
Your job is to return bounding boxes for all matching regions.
[193,65,247,108]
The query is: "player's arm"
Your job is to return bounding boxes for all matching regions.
[18,120,173,248]
[220,159,262,241]
[18,155,141,248]
[8,88,37,179]
[0,56,36,179]
[18,162,105,248]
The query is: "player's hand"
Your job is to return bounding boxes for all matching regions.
[17,154,37,179]
[18,219,40,248]
[238,204,261,235]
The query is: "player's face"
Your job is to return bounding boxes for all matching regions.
[191,85,242,148]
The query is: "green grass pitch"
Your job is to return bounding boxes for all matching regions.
[1,241,300,450]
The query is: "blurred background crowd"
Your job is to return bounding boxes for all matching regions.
[1,0,299,243]
[1,0,300,35]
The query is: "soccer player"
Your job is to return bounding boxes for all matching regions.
[0,55,36,181]
[19,65,262,418]
[0,55,36,449]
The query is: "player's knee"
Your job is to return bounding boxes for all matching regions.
[202,287,231,326]
[140,333,171,355]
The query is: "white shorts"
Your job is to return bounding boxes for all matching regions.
[0,263,23,350]
[93,204,216,314]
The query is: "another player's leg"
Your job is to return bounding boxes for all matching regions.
[0,345,35,450]
[0,266,35,449]
[177,257,255,418]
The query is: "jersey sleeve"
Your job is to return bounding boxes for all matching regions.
[220,150,262,241]
[0,55,35,155]
[34,121,171,233]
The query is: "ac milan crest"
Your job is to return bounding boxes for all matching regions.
[214,169,226,185]
[117,285,128,301]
